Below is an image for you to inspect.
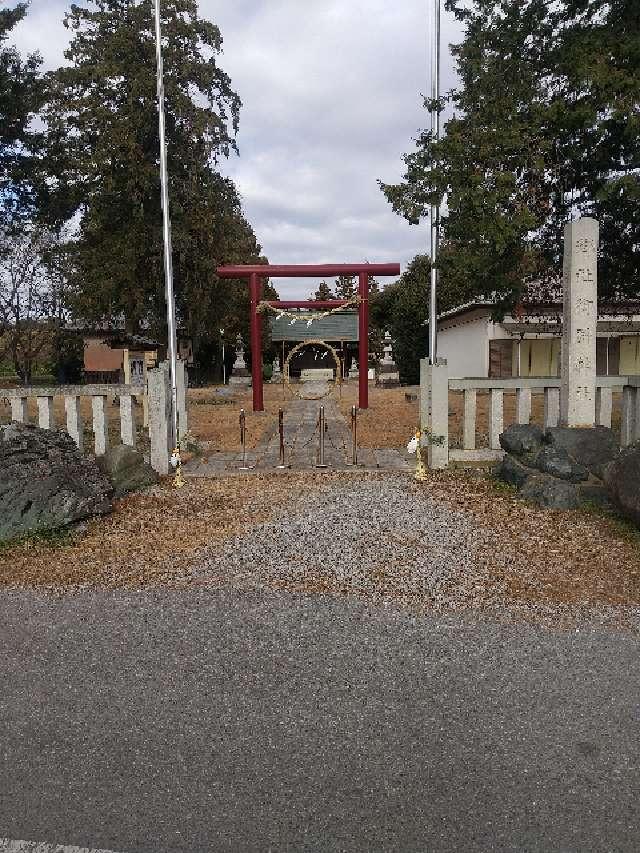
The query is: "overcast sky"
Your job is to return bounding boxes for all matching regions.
[13,0,463,298]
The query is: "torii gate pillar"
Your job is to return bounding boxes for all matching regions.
[358,271,369,411]
[249,272,264,412]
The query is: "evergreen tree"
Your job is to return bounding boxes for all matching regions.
[334,274,356,300]
[380,0,640,312]
[47,0,265,359]
[371,255,432,384]
[313,280,335,300]
[0,3,45,231]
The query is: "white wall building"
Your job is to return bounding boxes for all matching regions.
[436,301,640,379]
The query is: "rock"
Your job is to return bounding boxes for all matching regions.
[604,444,640,526]
[0,423,113,542]
[519,474,580,510]
[533,445,589,483]
[544,426,619,479]
[96,445,160,498]
[499,424,544,457]
[494,454,532,488]
[577,483,613,510]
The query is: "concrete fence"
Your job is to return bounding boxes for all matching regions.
[420,359,640,469]
[0,359,188,476]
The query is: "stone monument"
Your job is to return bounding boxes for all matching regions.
[229,334,251,387]
[377,331,400,387]
[560,217,598,428]
[271,354,282,383]
[348,358,359,380]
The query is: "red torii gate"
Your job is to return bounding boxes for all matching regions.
[216,263,400,411]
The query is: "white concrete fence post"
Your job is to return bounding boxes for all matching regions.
[544,387,560,429]
[516,387,532,425]
[36,395,54,430]
[489,389,504,450]
[91,395,109,456]
[463,389,476,451]
[147,364,171,475]
[10,397,28,423]
[595,387,613,429]
[621,384,640,447]
[420,358,449,469]
[119,394,136,448]
[65,395,84,451]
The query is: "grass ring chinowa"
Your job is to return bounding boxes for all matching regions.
[283,338,343,400]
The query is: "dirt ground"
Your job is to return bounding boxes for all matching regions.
[0,475,307,589]
[1,471,638,622]
[187,384,283,449]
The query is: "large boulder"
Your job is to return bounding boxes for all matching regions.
[533,445,589,483]
[0,423,113,542]
[544,426,619,479]
[494,454,531,488]
[499,424,544,457]
[576,482,613,510]
[96,445,159,498]
[604,444,640,526]
[519,474,580,510]
[495,423,620,512]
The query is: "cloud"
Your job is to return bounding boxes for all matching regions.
[14,0,464,298]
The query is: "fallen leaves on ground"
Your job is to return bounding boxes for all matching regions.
[0,474,322,589]
[1,469,639,624]
[188,385,282,449]
[423,471,640,611]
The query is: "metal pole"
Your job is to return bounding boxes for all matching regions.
[317,406,327,468]
[239,408,251,470]
[351,405,358,465]
[153,0,179,449]
[429,0,441,365]
[221,329,226,385]
[277,408,285,468]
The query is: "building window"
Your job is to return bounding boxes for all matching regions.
[489,340,515,378]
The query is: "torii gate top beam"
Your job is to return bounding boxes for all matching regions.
[217,263,400,279]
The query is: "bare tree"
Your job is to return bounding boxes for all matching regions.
[0,227,63,384]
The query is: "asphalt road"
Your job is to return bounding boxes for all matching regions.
[1,588,639,852]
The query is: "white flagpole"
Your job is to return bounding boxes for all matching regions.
[429,0,441,365]
[153,0,180,453]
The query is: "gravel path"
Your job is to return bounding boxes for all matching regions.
[192,475,481,604]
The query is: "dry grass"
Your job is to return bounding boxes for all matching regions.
[187,384,283,449]
[1,469,639,619]
[425,472,640,609]
[0,474,315,589]
[338,384,419,448]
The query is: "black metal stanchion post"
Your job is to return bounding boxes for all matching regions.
[277,408,286,468]
[239,408,252,470]
[316,405,327,468]
[351,405,358,466]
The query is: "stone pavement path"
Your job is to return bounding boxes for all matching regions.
[185,393,410,475]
